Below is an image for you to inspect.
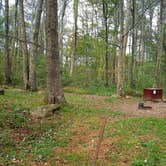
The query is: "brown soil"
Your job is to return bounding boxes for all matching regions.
[66,93,166,118]
[112,99,166,118]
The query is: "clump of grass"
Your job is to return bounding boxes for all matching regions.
[0,130,16,148]
[131,140,165,166]
[105,96,117,103]
[0,109,27,129]
[105,117,166,165]
[0,88,44,110]
[64,153,86,163]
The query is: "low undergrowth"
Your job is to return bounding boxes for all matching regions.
[0,88,165,165]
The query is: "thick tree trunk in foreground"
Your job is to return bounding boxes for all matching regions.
[29,0,43,91]
[45,0,65,104]
[19,0,30,89]
[5,0,12,85]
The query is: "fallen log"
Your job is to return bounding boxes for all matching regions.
[31,104,61,118]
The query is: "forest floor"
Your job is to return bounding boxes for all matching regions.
[0,87,166,165]
[67,92,166,118]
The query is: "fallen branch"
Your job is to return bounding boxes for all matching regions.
[95,116,109,164]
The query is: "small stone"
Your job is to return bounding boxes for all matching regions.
[144,159,147,163]
[38,155,42,160]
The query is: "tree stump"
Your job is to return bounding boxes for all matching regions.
[0,89,4,95]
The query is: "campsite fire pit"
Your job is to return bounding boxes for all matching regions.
[138,102,152,110]
[143,88,163,101]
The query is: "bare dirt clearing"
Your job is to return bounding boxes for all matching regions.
[112,100,166,118]
[66,93,166,118]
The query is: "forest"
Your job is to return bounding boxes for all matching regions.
[0,0,166,165]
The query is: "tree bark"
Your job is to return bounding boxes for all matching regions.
[11,0,19,72]
[70,0,79,76]
[140,0,145,66]
[45,0,66,104]
[117,0,125,97]
[102,0,109,87]
[155,0,166,87]
[163,1,166,86]
[29,0,43,91]
[19,0,30,89]
[4,0,12,85]
[59,0,68,66]
[130,0,136,88]
[111,8,119,85]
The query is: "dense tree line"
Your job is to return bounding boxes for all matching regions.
[0,0,166,104]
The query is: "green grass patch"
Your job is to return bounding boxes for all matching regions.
[0,88,44,110]
[0,88,165,165]
[64,85,116,96]
[65,153,85,162]
[105,117,166,166]
[105,96,117,103]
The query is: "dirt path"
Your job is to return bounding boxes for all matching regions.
[66,93,166,118]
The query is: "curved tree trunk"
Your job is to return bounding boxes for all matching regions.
[45,0,65,104]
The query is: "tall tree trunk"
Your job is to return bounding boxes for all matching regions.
[117,0,125,96]
[111,8,119,85]
[70,0,79,76]
[4,0,12,85]
[59,0,68,65]
[102,0,109,87]
[163,1,166,87]
[141,0,145,66]
[29,0,43,91]
[45,0,65,104]
[19,0,30,89]
[12,0,18,72]
[130,0,136,88]
[155,0,166,87]
[140,0,145,83]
